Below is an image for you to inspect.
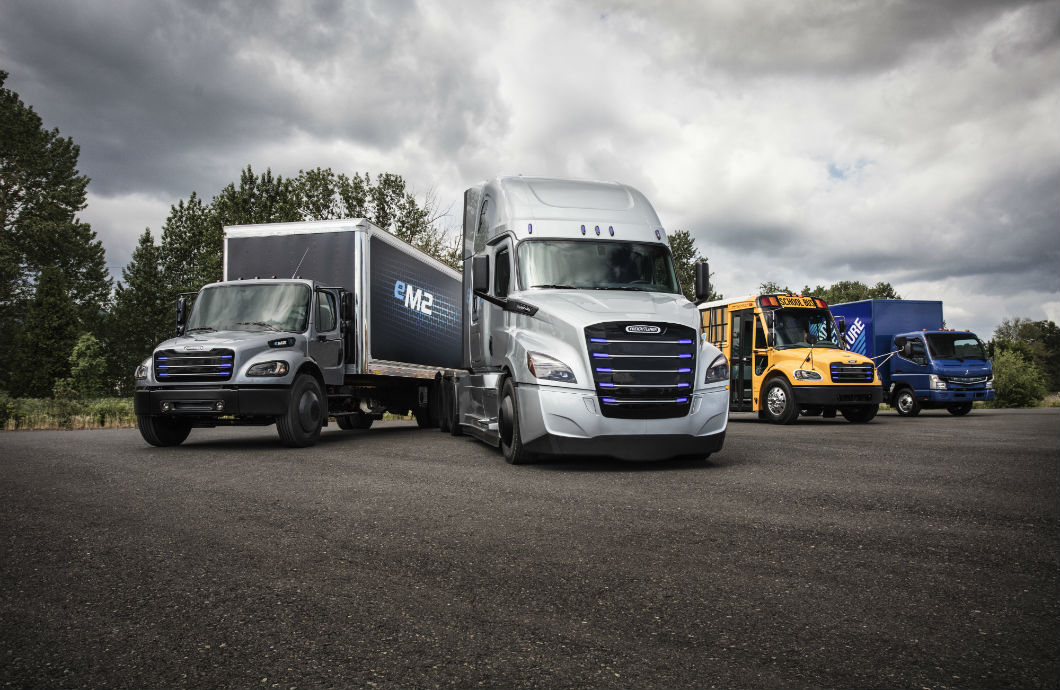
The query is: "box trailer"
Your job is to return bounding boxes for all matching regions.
[134,219,461,447]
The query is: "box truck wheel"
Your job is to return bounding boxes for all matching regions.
[893,387,920,417]
[336,413,373,430]
[276,374,324,447]
[137,414,191,447]
[499,378,533,464]
[840,404,879,423]
[761,378,799,424]
[947,403,973,416]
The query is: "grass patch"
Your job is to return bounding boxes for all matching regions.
[1,395,136,431]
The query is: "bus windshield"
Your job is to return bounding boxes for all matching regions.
[925,333,987,361]
[186,283,311,333]
[517,240,681,293]
[769,308,842,350]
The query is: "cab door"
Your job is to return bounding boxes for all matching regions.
[309,288,344,385]
[729,309,755,411]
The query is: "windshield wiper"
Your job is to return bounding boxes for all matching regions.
[185,326,215,333]
[236,321,281,331]
[531,284,576,289]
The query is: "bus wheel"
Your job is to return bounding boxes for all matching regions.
[762,378,799,425]
[841,404,878,423]
[947,403,973,416]
[893,388,920,417]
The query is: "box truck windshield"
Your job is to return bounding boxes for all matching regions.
[924,333,988,362]
[186,283,311,333]
[770,308,842,350]
[517,239,681,293]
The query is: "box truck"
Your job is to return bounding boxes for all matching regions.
[437,176,729,463]
[134,219,461,447]
[829,299,995,416]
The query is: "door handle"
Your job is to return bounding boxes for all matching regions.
[317,335,327,342]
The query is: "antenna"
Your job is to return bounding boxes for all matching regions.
[291,244,311,279]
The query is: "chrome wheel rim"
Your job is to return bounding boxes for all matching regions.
[766,386,788,416]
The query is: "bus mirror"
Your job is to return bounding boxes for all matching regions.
[694,261,711,302]
[834,316,846,334]
[472,254,490,293]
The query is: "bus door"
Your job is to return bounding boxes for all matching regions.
[730,309,755,411]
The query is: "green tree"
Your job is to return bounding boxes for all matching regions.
[106,230,172,394]
[990,349,1047,407]
[62,332,107,398]
[800,280,900,305]
[669,229,720,303]
[0,70,111,392]
[11,265,79,397]
[758,281,792,294]
[992,317,1060,391]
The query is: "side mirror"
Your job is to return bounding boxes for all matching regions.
[472,254,490,293]
[341,291,354,320]
[694,260,711,302]
[902,341,913,358]
[175,296,187,336]
[834,316,846,334]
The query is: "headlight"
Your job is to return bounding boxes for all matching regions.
[929,374,947,390]
[794,368,822,381]
[247,360,290,377]
[527,352,577,383]
[134,359,150,380]
[986,376,994,390]
[704,353,729,384]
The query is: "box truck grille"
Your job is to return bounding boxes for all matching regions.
[584,322,697,419]
[154,348,235,381]
[830,363,874,383]
[945,376,988,386]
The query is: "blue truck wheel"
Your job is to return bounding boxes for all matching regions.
[894,388,920,417]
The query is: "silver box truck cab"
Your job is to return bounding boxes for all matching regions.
[134,219,462,447]
[440,176,729,463]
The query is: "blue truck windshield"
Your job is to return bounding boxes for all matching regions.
[770,308,841,350]
[517,240,681,293]
[186,283,311,333]
[925,333,987,361]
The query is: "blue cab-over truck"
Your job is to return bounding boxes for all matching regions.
[829,299,995,416]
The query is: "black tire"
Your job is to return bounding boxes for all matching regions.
[841,404,879,423]
[448,378,463,437]
[137,414,191,447]
[438,377,451,433]
[413,405,434,428]
[761,378,799,424]
[893,388,921,417]
[499,377,533,464]
[336,413,373,430]
[276,374,324,447]
[947,403,973,416]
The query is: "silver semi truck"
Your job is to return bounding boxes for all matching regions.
[439,176,729,463]
[134,219,461,447]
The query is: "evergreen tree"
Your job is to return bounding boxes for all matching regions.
[668,229,720,303]
[11,265,79,397]
[800,280,900,304]
[63,332,107,398]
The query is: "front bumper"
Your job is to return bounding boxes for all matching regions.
[919,388,996,405]
[134,385,291,418]
[792,385,883,407]
[515,384,728,461]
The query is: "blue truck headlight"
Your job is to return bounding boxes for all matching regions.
[134,359,150,380]
[929,374,947,390]
[794,368,822,381]
[247,360,290,377]
[986,376,994,390]
[704,354,729,384]
[527,352,577,383]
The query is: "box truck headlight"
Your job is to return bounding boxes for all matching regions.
[704,354,729,384]
[527,352,577,384]
[986,376,994,389]
[134,359,150,380]
[794,368,822,381]
[247,360,289,377]
[929,374,947,390]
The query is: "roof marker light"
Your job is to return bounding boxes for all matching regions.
[581,225,586,235]
[609,226,614,236]
[655,229,662,240]
[528,223,533,234]
[595,225,601,236]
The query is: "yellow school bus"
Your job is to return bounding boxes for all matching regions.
[699,294,882,423]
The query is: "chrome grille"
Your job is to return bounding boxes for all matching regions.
[154,348,235,381]
[585,322,697,419]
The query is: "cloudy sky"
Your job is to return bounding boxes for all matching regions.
[2,0,1057,338]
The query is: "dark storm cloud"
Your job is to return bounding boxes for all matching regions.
[0,0,503,198]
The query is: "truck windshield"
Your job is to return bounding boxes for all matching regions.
[517,240,681,293]
[925,333,987,361]
[769,308,842,350]
[186,283,312,333]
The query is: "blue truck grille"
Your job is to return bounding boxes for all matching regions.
[585,322,697,419]
[830,363,874,383]
[154,348,235,381]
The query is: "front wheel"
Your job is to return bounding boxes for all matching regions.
[761,378,799,424]
[276,374,324,447]
[947,403,973,416]
[893,388,921,417]
[841,404,879,423]
[499,378,534,464]
[137,415,191,447]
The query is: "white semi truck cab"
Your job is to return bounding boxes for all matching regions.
[442,176,729,463]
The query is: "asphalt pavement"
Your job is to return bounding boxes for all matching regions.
[1,408,1058,689]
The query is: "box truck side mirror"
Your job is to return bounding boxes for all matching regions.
[175,296,187,336]
[341,291,354,321]
[694,261,711,302]
[902,341,913,358]
[472,254,490,294]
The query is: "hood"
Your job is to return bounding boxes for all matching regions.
[934,360,993,376]
[156,329,300,351]
[516,289,699,331]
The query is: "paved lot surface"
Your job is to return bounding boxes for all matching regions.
[1,408,1058,689]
